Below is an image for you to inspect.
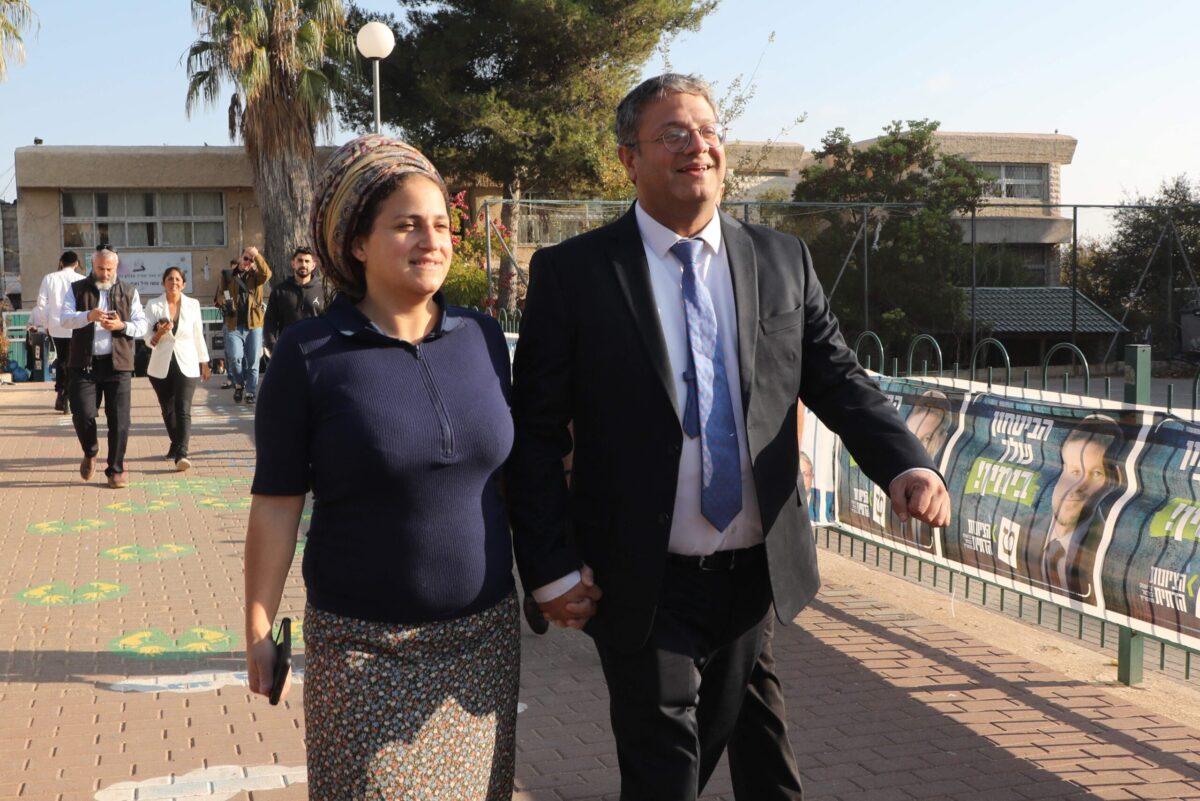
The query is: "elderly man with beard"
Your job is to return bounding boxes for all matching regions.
[59,247,149,488]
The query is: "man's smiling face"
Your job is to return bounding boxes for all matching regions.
[618,91,725,236]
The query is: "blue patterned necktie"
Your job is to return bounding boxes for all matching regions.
[670,238,742,532]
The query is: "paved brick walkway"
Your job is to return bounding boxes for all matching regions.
[1,380,1199,800]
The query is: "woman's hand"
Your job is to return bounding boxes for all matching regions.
[246,632,291,701]
[244,494,304,704]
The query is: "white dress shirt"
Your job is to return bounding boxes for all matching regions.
[635,203,765,556]
[60,283,149,353]
[31,268,86,338]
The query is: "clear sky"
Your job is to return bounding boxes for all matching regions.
[2,0,1198,239]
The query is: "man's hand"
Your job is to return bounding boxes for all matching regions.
[98,312,125,332]
[888,470,950,527]
[200,362,211,381]
[537,564,602,630]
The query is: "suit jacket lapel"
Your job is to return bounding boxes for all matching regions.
[721,211,758,403]
[608,208,681,416]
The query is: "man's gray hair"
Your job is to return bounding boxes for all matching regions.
[615,73,719,149]
[94,248,119,263]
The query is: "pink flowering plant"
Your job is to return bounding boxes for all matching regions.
[441,191,511,310]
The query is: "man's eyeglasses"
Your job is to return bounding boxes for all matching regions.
[643,124,725,154]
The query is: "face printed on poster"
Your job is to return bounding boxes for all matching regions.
[836,379,965,554]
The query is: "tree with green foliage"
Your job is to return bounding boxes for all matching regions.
[0,0,36,81]
[1069,175,1200,358]
[791,120,988,356]
[186,0,354,281]
[336,0,716,310]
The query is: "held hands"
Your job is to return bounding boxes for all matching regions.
[888,469,951,528]
[91,310,125,332]
[536,564,602,630]
[246,633,292,702]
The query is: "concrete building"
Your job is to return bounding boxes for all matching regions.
[726,131,1078,288]
[13,145,273,308]
[936,131,1078,287]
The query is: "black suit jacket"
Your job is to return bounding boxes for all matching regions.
[508,208,936,652]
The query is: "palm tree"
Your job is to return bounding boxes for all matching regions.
[0,0,36,81]
[186,0,353,280]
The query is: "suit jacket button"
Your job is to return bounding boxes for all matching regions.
[657,512,671,527]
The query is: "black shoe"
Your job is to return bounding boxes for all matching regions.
[233,386,244,403]
[245,392,256,406]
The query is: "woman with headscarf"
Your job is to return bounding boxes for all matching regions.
[144,266,211,471]
[242,135,519,799]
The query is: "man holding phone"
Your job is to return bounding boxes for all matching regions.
[59,246,149,489]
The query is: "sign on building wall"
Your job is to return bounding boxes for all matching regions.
[107,252,193,298]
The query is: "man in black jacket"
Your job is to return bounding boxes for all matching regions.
[508,73,950,801]
[263,246,325,354]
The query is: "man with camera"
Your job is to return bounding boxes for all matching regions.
[263,246,324,356]
[59,247,149,489]
[214,245,271,405]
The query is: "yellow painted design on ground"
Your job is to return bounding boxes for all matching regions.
[104,499,179,514]
[196,496,252,510]
[108,626,239,659]
[17,580,128,605]
[25,518,112,535]
[101,543,196,562]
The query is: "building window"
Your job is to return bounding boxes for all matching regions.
[60,190,226,249]
[977,163,1047,200]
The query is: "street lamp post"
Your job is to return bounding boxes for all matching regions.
[355,22,396,134]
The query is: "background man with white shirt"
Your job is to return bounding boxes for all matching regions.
[508,73,950,801]
[30,250,85,412]
[59,247,149,489]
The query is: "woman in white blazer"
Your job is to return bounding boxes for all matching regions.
[144,267,211,471]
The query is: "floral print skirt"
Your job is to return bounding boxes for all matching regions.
[303,591,520,800]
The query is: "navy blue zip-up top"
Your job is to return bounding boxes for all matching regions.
[252,292,515,624]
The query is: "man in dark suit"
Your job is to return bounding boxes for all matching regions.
[508,73,951,801]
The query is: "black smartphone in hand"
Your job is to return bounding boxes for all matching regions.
[268,617,292,706]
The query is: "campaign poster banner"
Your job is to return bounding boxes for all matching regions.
[799,405,836,524]
[115,252,193,297]
[939,393,1139,607]
[835,378,966,553]
[1102,414,1200,638]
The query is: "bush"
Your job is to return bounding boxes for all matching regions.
[441,191,510,310]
